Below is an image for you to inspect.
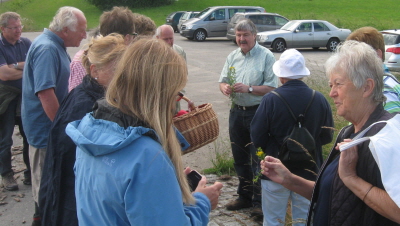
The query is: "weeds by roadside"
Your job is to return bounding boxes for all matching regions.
[202,139,235,176]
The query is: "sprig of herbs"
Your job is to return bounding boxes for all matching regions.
[227,66,237,108]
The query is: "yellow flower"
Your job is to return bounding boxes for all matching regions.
[256,150,264,158]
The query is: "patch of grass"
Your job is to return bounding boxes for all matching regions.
[0,0,399,31]
[202,139,235,176]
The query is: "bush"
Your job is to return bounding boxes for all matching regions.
[86,0,174,10]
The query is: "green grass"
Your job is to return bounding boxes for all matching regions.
[202,139,236,176]
[0,0,399,31]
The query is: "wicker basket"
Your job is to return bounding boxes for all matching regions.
[173,96,219,155]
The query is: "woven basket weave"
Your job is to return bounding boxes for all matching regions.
[173,96,219,155]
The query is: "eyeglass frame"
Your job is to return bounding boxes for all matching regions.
[5,25,24,31]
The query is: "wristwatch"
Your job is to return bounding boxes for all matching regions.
[13,63,18,69]
[248,85,253,93]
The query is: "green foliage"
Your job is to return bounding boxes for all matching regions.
[85,0,174,11]
[202,140,235,176]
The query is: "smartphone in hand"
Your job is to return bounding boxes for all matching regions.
[187,170,202,191]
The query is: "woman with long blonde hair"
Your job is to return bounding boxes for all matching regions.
[39,34,126,226]
[66,39,223,225]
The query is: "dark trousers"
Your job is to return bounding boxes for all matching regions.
[15,116,31,178]
[229,107,261,206]
[0,96,30,177]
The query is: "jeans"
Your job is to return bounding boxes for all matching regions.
[229,107,261,205]
[261,180,309,226]
[15,116,31,179]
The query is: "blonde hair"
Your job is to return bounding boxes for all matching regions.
[81,34,126,74]
[106,39,193,204]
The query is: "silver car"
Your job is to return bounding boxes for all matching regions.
[381,29,400,72]
[257,20,351,52]
[177,11,199,33]
[227,12,289,44]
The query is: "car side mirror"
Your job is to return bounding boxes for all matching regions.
[210,17,215,21]
[295,29,299,33]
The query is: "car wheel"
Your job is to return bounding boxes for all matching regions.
[194,29,206,42]
[272,39,286,53]
[312,47,320,50]
[326,38,340,51]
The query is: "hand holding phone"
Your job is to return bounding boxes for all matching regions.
[187,170,202,191]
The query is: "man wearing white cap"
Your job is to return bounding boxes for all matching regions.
[251,49,334,226]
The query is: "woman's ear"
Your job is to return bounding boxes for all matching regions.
[363,78,375,98]
[90,64,97,77]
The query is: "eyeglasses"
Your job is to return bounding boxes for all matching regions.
[130,32,138,37]
[5,25,24,31]
[177,92,184,102]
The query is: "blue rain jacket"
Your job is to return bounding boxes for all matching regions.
[66,113,211,226]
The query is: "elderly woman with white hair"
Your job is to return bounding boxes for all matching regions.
[260,40,400,225]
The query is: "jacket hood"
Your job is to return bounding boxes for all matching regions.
[66,113,156,157]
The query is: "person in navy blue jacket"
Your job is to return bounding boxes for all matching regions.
[251,49,334,226]
[39,34,126,226]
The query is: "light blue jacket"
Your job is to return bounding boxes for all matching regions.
[66,113,211,226]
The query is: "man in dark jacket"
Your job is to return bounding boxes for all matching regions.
[0,11,31,191]
[251,49,334,226]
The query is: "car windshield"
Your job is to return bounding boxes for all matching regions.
[167,12,175,19]
[181,13,190,20]
[196,8,212,19]
[280,21,299,31]
[383,33,400,45]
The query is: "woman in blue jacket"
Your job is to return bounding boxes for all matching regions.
[66,38,223,226]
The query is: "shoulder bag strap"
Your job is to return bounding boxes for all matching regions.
[271,91,297,121]
[303,90,316,117]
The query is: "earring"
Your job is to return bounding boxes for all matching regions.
[95,77,98,80]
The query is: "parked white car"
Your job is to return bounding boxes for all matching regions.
[381,29,400,71]
[257,20,351,52]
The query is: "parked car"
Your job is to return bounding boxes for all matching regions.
[381,29,400,71]
[177,11,199,32]
[180,6,265,41]
[227,12,289,44]
[257,20,351,52]
[166,11,186,32]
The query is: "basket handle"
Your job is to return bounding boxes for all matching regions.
[181,96,197,112]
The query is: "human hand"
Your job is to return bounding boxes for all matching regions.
[337,139,359,183]
[221,83,232,96]
[195,177,223,210]
[232,83,249,93]
[260,156,291,185]
[184,167,192,175]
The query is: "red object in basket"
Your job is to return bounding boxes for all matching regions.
[175,110,188,117]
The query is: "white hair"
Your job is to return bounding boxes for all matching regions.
[325,40,385,103]
[154,24,173,38]
[49,6,84,32]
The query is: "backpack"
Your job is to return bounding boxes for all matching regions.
[271,90,316,169]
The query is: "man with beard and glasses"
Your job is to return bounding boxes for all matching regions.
[218,19,278,221]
